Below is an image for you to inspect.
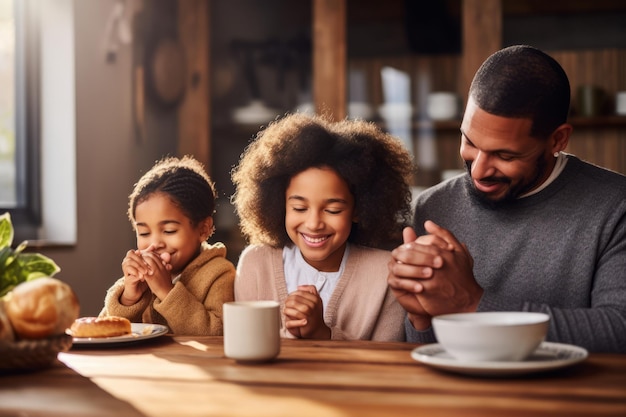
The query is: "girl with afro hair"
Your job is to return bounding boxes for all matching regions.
[231,113,415,341]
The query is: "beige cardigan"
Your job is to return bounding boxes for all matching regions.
[235,244,406,341]
[100,242,235,335]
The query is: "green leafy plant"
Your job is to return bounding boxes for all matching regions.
[0,212,60,297]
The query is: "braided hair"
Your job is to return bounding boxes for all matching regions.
[128,155,217,228]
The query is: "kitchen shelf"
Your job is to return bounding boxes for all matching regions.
[378,115,626,133]
[568,115,626,128]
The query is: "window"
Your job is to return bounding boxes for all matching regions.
[1,0,76,245]
[0,0,41,242]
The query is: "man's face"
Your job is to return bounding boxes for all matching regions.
[459,98,555,206]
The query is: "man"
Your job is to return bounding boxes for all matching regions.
[387,45,626,353]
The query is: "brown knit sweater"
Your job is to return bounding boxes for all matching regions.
[100,242,235,335]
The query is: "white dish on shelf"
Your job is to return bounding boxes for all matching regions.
[71,323,169,346]
[411,342,588,377]
[377,102,413,121]
[426,91,459,121]
[348,102,374,120]
[232,99,280,125]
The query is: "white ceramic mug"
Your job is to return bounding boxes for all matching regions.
[223,300,281,363]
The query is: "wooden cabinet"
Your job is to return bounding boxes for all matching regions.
[175,0,626,262]
[341,0,626,185]
[176,0,626,175]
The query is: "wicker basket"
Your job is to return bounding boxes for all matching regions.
[0,334,73,371]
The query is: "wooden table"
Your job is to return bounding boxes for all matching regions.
[1,336,625,417]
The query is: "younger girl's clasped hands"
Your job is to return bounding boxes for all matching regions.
[120,244,173,306]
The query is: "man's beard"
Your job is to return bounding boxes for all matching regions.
[464,156,548,210]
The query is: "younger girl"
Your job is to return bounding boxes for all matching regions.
[100,155,235,335]
[231,113,414,340]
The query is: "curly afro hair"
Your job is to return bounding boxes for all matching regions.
[231,113,415,248]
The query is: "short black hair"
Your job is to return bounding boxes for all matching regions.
[231,113,415,248]
[469,45,571,139]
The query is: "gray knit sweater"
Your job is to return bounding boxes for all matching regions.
[406,154,626,353]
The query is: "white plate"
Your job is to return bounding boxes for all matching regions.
[411,342,588,377]
[71,323,169,346]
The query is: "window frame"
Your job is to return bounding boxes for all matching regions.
[5,0,41,243]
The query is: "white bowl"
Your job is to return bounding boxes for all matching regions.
[432,312,550,362]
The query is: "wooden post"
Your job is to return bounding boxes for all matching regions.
[177,0,210,169]
[313,0,347,121]
[461,0,502,103]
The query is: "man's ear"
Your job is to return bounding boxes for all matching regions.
[551,123,572,154]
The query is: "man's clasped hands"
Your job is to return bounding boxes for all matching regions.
[387,220,484,331]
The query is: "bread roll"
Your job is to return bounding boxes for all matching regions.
[0,299,15,344]
[5,277,80,339]
[70,316,131,338]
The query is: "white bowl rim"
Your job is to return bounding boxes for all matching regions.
[433,311,550,327]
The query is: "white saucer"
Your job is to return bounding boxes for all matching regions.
[411,342,588,377]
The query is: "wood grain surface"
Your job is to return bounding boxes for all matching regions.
[1,337,625,417]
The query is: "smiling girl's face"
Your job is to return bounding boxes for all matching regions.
[134,192,212,275]
[285,167,357,272]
